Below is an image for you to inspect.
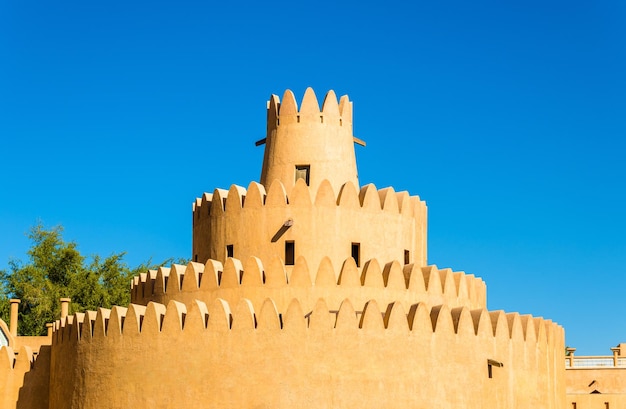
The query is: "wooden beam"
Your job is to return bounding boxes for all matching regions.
[255,138,266,146]
[353,136,366,147]
[487,359,504,368]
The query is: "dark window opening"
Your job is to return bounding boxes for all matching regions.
[194,254,198,262]
[285,241,295,265]
[295,165,310,185]
[351,243,360,267]
[572,403,576,409]
[488,364,493,378]
[404,250,410,265]
[226,245,234,258]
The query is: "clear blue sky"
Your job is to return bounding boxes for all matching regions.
[1,0,624,355]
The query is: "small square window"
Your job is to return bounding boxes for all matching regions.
[295,165,310,185]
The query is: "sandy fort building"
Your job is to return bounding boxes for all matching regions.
[1,88,566,409]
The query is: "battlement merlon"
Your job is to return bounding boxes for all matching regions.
[260,88,359,196]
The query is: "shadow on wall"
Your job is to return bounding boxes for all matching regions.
[16,345,50,409]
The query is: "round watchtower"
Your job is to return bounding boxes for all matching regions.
[192,89,428,269]
[260,88,359,196]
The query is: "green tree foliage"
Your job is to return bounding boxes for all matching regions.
[0,224,186,336]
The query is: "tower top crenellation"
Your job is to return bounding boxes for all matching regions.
[266,88,353,130]
[260,88,358,196]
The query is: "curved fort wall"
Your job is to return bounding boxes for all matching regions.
[130,259,487,313]
[192,179,428,270]
[48,297,565,409]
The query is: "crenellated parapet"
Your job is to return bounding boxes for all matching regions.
[130,258,486,313]
[192,179,428,270]
[47,297,565,409]
[50,298,561,349]
[265,88,353,133]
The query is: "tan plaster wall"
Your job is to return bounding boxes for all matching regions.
[130,260,487,314]
[13,336,51,355]
[192,179,428,272]
[48,298,565,409]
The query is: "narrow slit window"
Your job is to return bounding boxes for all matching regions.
[194,254,198,262]
[226,245,234,258]
[404,250,410,265]
[351,243,360,267]
[295,165,310,185]
[285,241,295,266]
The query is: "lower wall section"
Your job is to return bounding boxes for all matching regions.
[566,368,626,394]
[567,394,626,408]
[566,367,626,409]
[48,298,565,409]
